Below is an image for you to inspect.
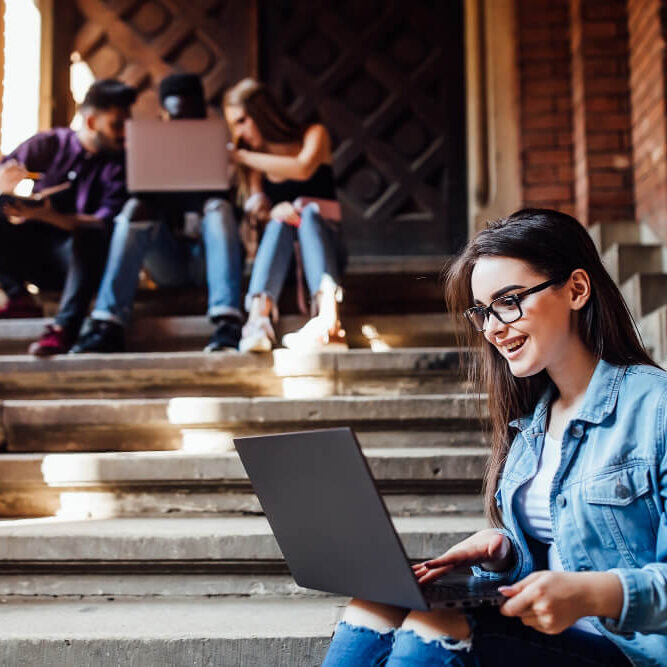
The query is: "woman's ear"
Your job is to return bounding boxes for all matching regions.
[569,268,591,311]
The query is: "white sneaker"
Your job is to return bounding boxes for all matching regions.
[239,316,276,353]
[281,316,348,351]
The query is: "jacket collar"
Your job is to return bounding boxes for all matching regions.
[509,359,626,433]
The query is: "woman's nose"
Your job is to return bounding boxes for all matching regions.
[484,311,506,339]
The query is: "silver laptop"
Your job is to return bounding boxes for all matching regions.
[125,119,230,192]
[234,427,508,610]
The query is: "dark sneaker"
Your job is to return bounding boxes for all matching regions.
[28,324,71,356]
[70,320,125,354]
[0,293,43,319]
[205,317,242,352]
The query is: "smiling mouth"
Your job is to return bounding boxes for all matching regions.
[505,336,527,354]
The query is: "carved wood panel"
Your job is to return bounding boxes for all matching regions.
[261,0,467,256]
[71,0,256,116]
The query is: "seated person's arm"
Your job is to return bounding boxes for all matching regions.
[3,162,128,232]
[0,132,59,193]
[234,124,330,181]
[2,197,104,231]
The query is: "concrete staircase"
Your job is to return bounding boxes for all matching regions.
[590,222,667,365]
[1,230,665,664]
[0,257,491,665]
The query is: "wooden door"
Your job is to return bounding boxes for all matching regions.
[261,0,467,257]
[70,0,257,117]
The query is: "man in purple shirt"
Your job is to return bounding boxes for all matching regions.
[0,78,136,355]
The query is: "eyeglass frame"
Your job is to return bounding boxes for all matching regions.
[464,278,562,332]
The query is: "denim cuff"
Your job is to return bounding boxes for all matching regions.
[208,305,243,322]
[90,309,125,328]
[602,568,641,636]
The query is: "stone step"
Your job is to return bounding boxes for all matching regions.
[0,597,344,666]
[639,304,667,366]
[1,395,487,452]
[32,254,449,320]
[588,221,658,254]
[0,449,486,518]
[0,515,487,566]
[620,273,667,320]
[0,347,471,399]
[0,312,459,354]
[601,243,664,285]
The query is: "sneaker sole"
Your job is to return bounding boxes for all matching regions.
[239,337,273,353]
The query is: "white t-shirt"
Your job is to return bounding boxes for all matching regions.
[514,431,601,635]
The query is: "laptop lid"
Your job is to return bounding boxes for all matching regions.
[126,119,230,192]
[234,427,430,610]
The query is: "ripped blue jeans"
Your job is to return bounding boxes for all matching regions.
[322,609,630,666]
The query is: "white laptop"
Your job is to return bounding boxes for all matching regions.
[125,119,230,192]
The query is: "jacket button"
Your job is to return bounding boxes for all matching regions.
[570,424,584,438]
[556,494,566,507]
[615,483,631,500]
[578,565,591,571]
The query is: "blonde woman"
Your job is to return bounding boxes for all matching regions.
[224,78,346,352]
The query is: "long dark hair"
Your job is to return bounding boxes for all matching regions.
[444,209,656,526]
[224,78,305,201]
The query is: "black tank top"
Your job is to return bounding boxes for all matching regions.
[262,163,336,204]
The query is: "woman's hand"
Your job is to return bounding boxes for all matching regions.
[270,201,300,226]
[227,143,249,166]
[499,570,624,634]
[412,529,513,585]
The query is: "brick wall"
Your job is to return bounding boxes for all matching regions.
[516,0,575,215]
[570,0,634,226]
[628,0,667,238]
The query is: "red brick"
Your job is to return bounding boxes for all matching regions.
[524,184,573,201]
[525,149,572,165]
[589,171,628,188]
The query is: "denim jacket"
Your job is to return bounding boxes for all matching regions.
[473,360,667,667]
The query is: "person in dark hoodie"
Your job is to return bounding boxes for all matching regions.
[72,72,243,354]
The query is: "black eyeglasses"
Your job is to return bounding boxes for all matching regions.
[464,279,561,332]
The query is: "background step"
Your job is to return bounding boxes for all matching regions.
[0,597,344,667]
[0,347,471,399]
[0,395,487,453]
[0,312,459,354]
[0,448,486,518]
[639,304,667,366]
[588,221,657,254]
[620,273,667,320]
[33,255,448,319]
[601,243,664,285]
[0,515,487,566]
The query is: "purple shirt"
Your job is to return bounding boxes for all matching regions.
[3,128,127,227]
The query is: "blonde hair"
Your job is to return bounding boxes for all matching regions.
[224,78,305,201]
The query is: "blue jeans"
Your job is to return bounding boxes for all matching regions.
[92,197,242,326]
[245,203,346,311]
[322,609,630,666]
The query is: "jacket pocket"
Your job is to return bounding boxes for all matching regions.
[583,464,658,564]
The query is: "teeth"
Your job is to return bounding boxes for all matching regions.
[507,338,526,352]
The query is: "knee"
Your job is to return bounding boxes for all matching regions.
[203,197,234,219]
[343,599,408,632]
[298,203,322,230]
[120,197,156,224]
[401,609,471,643]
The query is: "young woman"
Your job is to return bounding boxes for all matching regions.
[323,208,666,666]
[223,78,346,353]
